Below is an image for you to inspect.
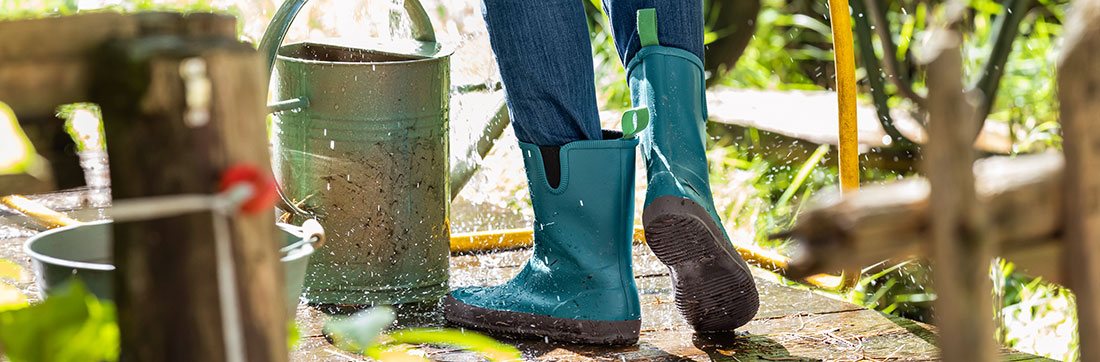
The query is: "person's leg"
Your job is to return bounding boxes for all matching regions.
[601,0,704,66]
[605,2,761,332]
[481,0,603,147]
[444,0,644,345]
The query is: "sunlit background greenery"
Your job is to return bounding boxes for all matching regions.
[0,0,1076,360]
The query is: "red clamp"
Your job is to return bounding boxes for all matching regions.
[219,164,278,214]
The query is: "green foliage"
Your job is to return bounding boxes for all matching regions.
[287,321,301,350]
[57,103,106,152]
[994,259,1079,361]
[325,306,521,361]
[953,0,1065,152]
[847,260,935,321]
[709,137,846,252]
[383,329,522,361]
[1,0,241,31]
[716,0,836,90]
[0,282,120,362]
[0,102,40,176]
[585,0,632,110]
[0,259,28,310]
[327,306,395,352]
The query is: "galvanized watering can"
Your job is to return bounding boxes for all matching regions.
[258,0,453,305]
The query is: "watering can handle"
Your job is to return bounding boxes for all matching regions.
[257,0,437,77]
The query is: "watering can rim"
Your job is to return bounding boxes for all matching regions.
[258,0,439,78]
[274,40,454,66]
[23,219,323,271]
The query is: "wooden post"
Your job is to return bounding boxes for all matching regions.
[1058,0,1100,359]
[923,26,997,362]
[91,13,286,362]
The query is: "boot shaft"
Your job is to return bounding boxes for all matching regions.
[518,137,638,276]
[627,46,709,154]
[628,46,716,209]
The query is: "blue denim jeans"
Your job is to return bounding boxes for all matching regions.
[482,0,704,147]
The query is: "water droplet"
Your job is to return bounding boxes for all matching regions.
[330,140,335,150]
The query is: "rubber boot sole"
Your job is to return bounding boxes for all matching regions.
[642,195,760,332]
[444,295,641,345]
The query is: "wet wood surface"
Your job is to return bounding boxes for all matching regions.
[0,192,1051,361]
[288,245,1050,362]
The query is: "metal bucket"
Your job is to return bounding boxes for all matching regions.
[23,220,325,318]
[259,0,452,305]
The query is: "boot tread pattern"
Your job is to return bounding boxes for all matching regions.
[643,196,760,332]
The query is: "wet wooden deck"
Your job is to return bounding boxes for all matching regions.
[0,189,1050,361]
[291,244,1052,362]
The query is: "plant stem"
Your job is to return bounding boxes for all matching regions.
[777,144,830,209]
[851,0,918,149]
[864,0,925,108]
[969,0,1032,138]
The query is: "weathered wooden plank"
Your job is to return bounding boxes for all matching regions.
[1001,239,1063,281]
[1057,0,1100,359]
[782,151,1063,279]
[923,24,997,362]
[92,13,286,362]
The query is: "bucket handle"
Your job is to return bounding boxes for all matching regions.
[278,219,326,257]
[257,0,437,79]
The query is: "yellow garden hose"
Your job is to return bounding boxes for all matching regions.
[450,226,845,290]
[0,195,80,229]
[829,0,859,193]
[828,0,862,290]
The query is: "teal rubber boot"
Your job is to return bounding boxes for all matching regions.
[444,130,642,345]
[628,9,759,332]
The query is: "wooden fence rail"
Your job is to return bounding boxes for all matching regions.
[782,0,1100,360]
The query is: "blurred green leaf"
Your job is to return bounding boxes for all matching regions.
[0,282,119,362]
[0,281,28,310]
[326,306,520,361]
[0,102,39,176]
[376,328,521,362]
[325,306,396,353]
[0,259,24,283]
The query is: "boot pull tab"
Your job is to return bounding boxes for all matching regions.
[637,8,660,47]
[622,106,650,139]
